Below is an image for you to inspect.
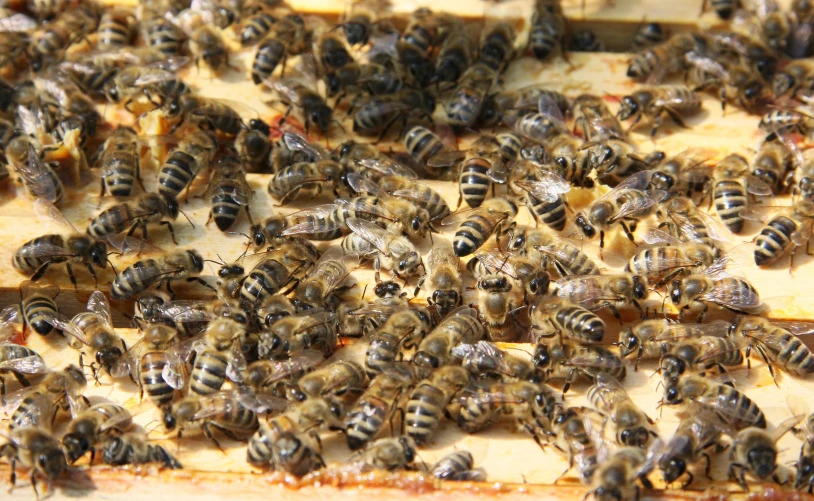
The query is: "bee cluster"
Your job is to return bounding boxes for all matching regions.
[2,0,814,499]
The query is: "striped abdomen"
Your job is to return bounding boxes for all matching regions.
[345,396,388,450]
[13,235,66,273]
[97,12,131,50]
[22,294,59,336]
[145,18,183,54]
[453,214,497,257]
[459,157,491,208]
[525,194,566,231]
[554,305,605,343]
[457,394,501,433]
[210,181,242,231]
[707,384,765,429]
[190,350,228,396]
[627,246,689,280]
[240,12,277,46]
[240,260,291,308]
[714,179,747,233]
[158,151,199,199]
[760,330,814,376]
[268,164,320,202]
[87,205,135,238]
[404,127,445,165]
[102,152,137,197]
[755,216,796,266]
[140,352,174,407]
[209,399,259,434]
[405,383,445,445]
[111,259,160,299]
[252,38,285,84]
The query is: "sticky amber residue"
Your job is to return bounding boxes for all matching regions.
[269,115,306,139]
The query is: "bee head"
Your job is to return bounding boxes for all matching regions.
[632,275,647,300]
[219,263,244,278]
[163,195,180,219]
[664,385,681,404]
[660,457,686,484]
[400,437,416,462]
[62,433,90,463]
[248,118,271,135]
[311,105,332,132]
[96,346,123,371]
[669,280,682,305]
[249,225,266,248]
[38,447,68,479]
[619,427,650,448]
[188,250,205,273]
[529,273,550,296]
[90,241,108,268]
[162,408,177,432]
[618,328,638,357]
[796,456,814,489]
[532,344,550,369]
[574,212,596,239]
[619,96,639,120]
[748,445,777,479]
[343,22,368,46]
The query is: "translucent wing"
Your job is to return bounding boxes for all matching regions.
[33,198,78,235]
[107,234,165,256]
[0,351,48,375]
[537,94,567,130]
[685,51,729,80]
[4,393,53,428]
[515,172,571,203]
[0,13,36,31]
[791,219,814,247]
[555,275,611,304]
[164,301,215,324]
[595,170,656,203]
[234,387,289,414]
[109,342,141,379]
[87,291,113,328]
[566,349,624,370]
[207,174,251,206]
[336,198,398,222]
[345,217,391,253]
[392,186,451,221]
[641,228,682,245]
[307,248,361,289]
[346,172,384,197]
[280,206,345,237]
[744,174,773,196]
[0,306,22,341]
[355,156,418,179]
[161,359,187,390]
[771,321,814,337]
[426,150,465,168]
[700,281,761,309]
[283,131,328,160]
[289,311,338,334]
[474,251,517,278]
[98,408,135,433]
[652,320,730,342]
[611,189,668,222]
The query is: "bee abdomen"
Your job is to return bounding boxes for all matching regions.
[346,397,387,450]
[111,259,160,299]
[190,351,228,396]
[103,156,136,197]
[556,306,605,343]
[755,216,796,266]
[252,38,285,84]
[714,180,747,233]
[405,384,444,444]
[211,186,242,231]
[526,195,566,231]
[13,235,66,272]
[459,159,491,208]
[23,295,59,335]
[158,152,198,198]
[140,352,174,407]
[771,333,814,375]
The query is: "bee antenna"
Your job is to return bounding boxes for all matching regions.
[228,231,252,241]
[106,258,119,276]
[179,207,196,228]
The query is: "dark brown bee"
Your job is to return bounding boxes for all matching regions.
[529,2,565,60]
[99,430,182,469]
[626,33,699,81]
[267,79,334,135]
[700,0,740,20]
[315,31,354,73]
[631,22,665,50]
[754,198,814,269]
[251,14,308,82]
[96,8,134,51]
[13,199,107,287]
[141,12,186,55]
[448,196,518,257]
[405,365,470,445]
[618,86,702,138]
[97,126,142,198]
[324,63,404,100]
[662,374,766,430]
[431,451,486,481]
[0,427,68,499]
[478,21,516,72]
[435,29,477,84]
[205,154,253,232]
[239,9,277,46]
[110,248,208,300]
[730,316,814,379]
[669,273,761,322]
[165,95,245,136]
[236,119,272,173]
[87,193,181,241]
[4,280,60,336]
[157,130,218,200]
[533,342,626,396]
[445,62,497,130]
[570,29,604,52]
[352,89,436,140]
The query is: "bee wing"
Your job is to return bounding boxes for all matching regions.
[611,189,668,222]
[744,174,773,196]
[189,393,242,421]
[234,387,289,414]
[657,320,731,341]
[791,218,814,247]
[685,51,729,80]
[162,301,214,324]
[206,177,252,206]
[592,372,629,395]
[226,342,248,383]
[346,172,384,197]
[283,132,328,160]
[440,206,482,226]
[288,311,338,334]
[392,187,450,221]
[86,291,113,328]
[427,150,466,168]
[693,337,749,365]
[161,359,187,390]
[33,198,78,234]
[0,306,23,342]
[310,247,361,281]
[474,251,518,278]
[771,321,814,337]
[273,350,326,382]
[0,13,36,31]
[132,68,179,87]
[640,228,682,245]
[345,217,390,253]
[42,313,89,345]
[565,350,623,370]
[0,386,38,415]
[281,213,344,238]
[107,234,165,256]
[451,343,476,361]
[98,409,135,433]
[555,275,608,304]
[355,157,418,179]
[515,173,571,203]
[699,281,761,309]
[595,170,656,203]
[0,351,48,375]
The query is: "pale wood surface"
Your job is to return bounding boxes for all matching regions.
[2,3,814,500]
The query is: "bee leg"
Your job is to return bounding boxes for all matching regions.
[619,221,637,245]
[65,263,78,290]
[729,463,749,492]
[29,261,52,283]
[7,457,16,493]
[160,221,178,245]
[201,423,226,453]
[681,470,694,489]
[553,454,573,484]
[186,277,217,294]
[165,281,176,300]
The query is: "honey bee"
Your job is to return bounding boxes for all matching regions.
[471,268,523,342]
[345,436,417,472]
[236,119,272,173]
[478,85,570,128]
[416,240,461,316]
[257,310,338,359]
[87,193,181,242]
[119,322,180,409]
[3,365,88,430]
[345,370,414,450]
[62,403,133,463]
[711,153,772,234]
[0,332,47,393]
[351,89,436,141]
[10,141,64,204]
[96,126,142,198]
[141,11,185,55]
[96,8,135,51]
[754,198,814,269]
[555,274,648,323]
[345,173,432,238]
[205,154,253,232]
[617,319,730,370]
[453,341,543,383]
[445,196,517,258]
[530,296,606,345]
[618,86,702,138]
[7,280,61,336]
[156,130,217,200]
[99,430,182,469]
[324,62,404,102]
[626,33,700,82]
[164,95,245,136]
[43,291,127,378]
[728,416,800,490]
[585,445,656,501]
[669,273,760,322]
[504,94,569,144]
[29,8,99,72]
[509,160,572,232]
[375,174,450,224]
[240,349,324,394]
[684,52,766,113]
[267,132,346,204]
[659,335,745,385]
[405,365,470,445]
[772,60,814,97]
[315,30,354,73]
[431,450,487,481]
[435,29,477,84]
[626,233,722,286]
[662,374,766,430]
[573,93,627,143]
[295,248,360,309]
[104,63,190,111]
[267,79,334,136]
[445,62,497,130]
[238,9,277,46]
[0,427,68,498]
[14,199,108,287]
[551,406,599,484]
[238,243,317,308]
[509,226,600,278]
[657,410,726,488]
[587,373,656,448]
[163,391,259,447]
[251,14,308,82]
[342,217,422,281]
[655,194,729,250]
[412,306,484,377]
[363,307,433,377]
[533,342,626,396]
[292,360,367,403]
[110,247,209,300]
[751,137,796,195]
[478,21,516,72]
[574,170,668,250]
[729,316,814,378]
[247,396,344,474]
[529,2,565,60]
